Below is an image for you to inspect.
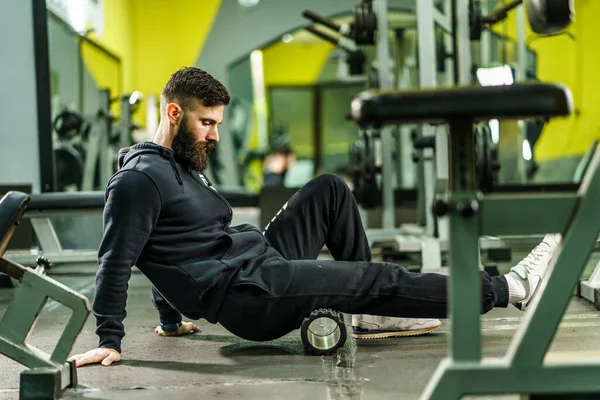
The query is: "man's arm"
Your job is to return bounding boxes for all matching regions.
[93,170,161,353]
[151,285,182,327]
[151,286,200,337]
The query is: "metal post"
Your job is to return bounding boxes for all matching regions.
[435,125,449,245]
[444,0,455,86]
[480,0,491,68]
[81,124,101,191]
[434,0,453,246]
[375,0,395,231]
[516,5,527,180]
[417,0,438,237]
[29,218,63,255]
[516,6,527,82]
[98,89,113,188]
[120,96,132,149]
[455,0,472,85]
[447,0,480,362]
[447,120,481,362]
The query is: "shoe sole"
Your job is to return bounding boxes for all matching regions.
[516,274,543,311]
[352,324,441,339]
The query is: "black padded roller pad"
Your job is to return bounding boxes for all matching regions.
[28,192,105,211]
[350,82,573,128]
[0,191,30,255]
[27,190,259,210]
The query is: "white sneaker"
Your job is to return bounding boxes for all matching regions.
[509,236,558,311]
[351,315,442,339]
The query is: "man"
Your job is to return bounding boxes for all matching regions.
[263,143,296,187]
[72,67,561,367]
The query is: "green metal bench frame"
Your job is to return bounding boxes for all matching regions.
[421,121,600,400]
[350,82,600,399]
[0,192,91,399]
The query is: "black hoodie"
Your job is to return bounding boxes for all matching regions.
[93,142,278,352]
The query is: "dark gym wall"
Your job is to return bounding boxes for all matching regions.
[196,0,415,187]
[0,0,42,193]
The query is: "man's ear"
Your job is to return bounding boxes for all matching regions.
[166,103,183,127]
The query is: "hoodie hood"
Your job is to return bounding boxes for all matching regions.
[118,142,183,184]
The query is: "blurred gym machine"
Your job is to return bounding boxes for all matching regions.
[302,2,374,79]
[304,0,509,270]
[303,0,426,253]
[351,0,600,400]
[352,0,600,399]
[53,89,142,192]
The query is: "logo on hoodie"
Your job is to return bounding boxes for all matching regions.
[199,173,217,191]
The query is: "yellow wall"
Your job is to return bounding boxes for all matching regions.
[129,0,222,124]
[98,0,135,95]
[81,0,134,116]
[492,0,600,162]
[77,0,334,129]
[262,41,335,86]
[80,0,222,124]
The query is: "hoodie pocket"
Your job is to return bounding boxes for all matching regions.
[179,260,229,293]
[230,263,274,297]
[231,280,271,297]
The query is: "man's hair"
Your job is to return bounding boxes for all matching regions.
[161,67,230,112]
[272,144,294,157]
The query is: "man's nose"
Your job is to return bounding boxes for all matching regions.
[207,127,219,142]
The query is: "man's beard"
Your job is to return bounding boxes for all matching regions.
[172,118,215,172]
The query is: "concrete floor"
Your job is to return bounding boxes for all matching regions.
[1,256,600,400]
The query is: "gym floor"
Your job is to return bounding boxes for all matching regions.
[1,252,600,400]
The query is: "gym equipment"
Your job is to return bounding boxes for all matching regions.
[350,77,600,400]
[351,1,377,45]
[53,89,141,192]
[302,3,375,77]
[348,130,381,209]
[303,1,376,46]
[474,124,500,192]
[576,141,600,309]
[412,124,500,193]
[53,90,114,192]
[0,191,91,399]
[300,309,347,355]
[525,0,575,35]
[469,0,574,41]
[578,261,600,309]
[5,190,260,267]
[6,192,105,266]
[388,0,570,271]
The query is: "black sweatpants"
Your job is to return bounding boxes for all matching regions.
[217,174,508,342]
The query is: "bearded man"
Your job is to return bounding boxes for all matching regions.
[72,67,556,367]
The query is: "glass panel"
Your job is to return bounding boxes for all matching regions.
[47,12,124,193]
[319,84,364,174]
[268,87,315,187]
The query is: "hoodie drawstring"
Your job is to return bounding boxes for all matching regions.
[169,157,183,184]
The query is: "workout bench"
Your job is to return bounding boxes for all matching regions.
[11,192,105,265]
[351,82,600,399]
[5,190,261,267]
[0,191,91,399]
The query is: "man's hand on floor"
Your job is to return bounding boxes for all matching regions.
[71,348,121,367]
[155,321,200,337]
